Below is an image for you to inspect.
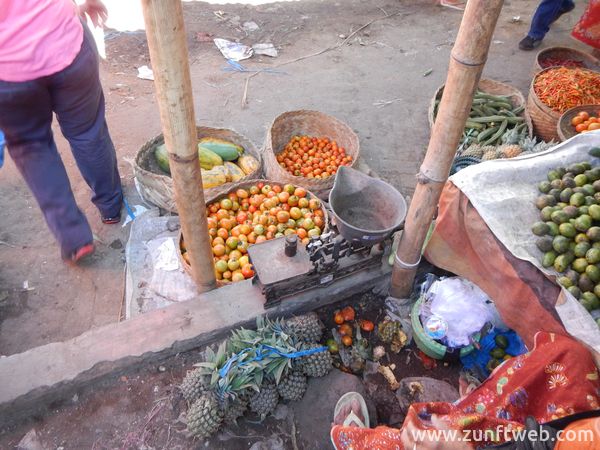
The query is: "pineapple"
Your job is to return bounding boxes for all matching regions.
[250,382,279,419]
[180,368,210,403]
[221,392,249,425]
[186,392,224,438]
[297,343,332,377]
[284,313,323,343]
[499,144,522,159]
[377,319,402,343]
[481,149,498,161]
[460,144,484,159]
[277,370,307,401]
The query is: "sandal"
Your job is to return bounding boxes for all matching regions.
[333,392,369,427]
[101,213,121,225]
[63,243,95,265]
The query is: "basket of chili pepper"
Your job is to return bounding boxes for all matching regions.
[527,67,600,142]
[534,47,600,73]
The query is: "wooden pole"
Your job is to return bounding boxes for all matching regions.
[390,0,504,297]
[141,0,216,292]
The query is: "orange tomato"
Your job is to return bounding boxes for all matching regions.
[578,111,590,120]
[241,264,255,278]
[360,320,375,332]
[589,123,600,131]
[334,312,345,325]
[341,306,355,322]
[213,244,226,257]
[576,123,588,133]
[339,323,353,336]
[276,211,290,223]
[342,335,353,347]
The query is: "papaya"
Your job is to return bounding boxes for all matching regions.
[198,138,243,161]
[211,165,231,182]
[200,168,227,188]
[198,146,223,170]
[224,161,246,182]
[154,143,171,174]
[237,154,260,175]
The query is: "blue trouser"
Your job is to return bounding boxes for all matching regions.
[528,0,575,40]
[0,27,122,257]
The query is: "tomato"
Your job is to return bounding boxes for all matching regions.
[214,259,228,273]
[288,195,299,207]
[236,212,248,224]
[342,335,353,347]
[576,123,588,133]
[256,235,267,244]
[589,123,600,131]
[216,228,228,240]
[253,224,265,235]
[208,227,217,238]
[231,272,245,282]
[341,306,355,321]
[290,207,302,220]
[360,320,375,332]
[298,198,309,209]
[578,111,590,120]
[241,264,255,278]
[276,211,290,223]
[212,236,225,246]
[296,228,308,239]
[207,217,218,229]
[213,244,226,257]
[339,323,353,336]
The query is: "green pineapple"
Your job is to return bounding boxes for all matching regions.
[277,370,307,401]
[460,144,484,159]
[250,382,279,419]
[186,391,224,438]
[180,368,210,403]
[284,313,323,343]
[297,343,332,377]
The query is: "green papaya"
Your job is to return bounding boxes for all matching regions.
[198,138,244,161]
[154,143,171,174]
[198,146,223,170]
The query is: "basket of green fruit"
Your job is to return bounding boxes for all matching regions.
[133,126,261,212]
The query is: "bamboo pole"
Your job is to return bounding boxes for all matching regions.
[390,0,504,298]
[141,0,216,292]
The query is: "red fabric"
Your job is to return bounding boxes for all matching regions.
[572,0,600,49]
[331,332,600,449]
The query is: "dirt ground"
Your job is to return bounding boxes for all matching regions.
[0,291,461,450]
[0,0,591,399]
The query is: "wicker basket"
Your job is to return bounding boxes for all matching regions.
[534,46,600,73]
[427,78,533,138]
[178,179,329,280]
[557,104,600,141]
[262,110,360,193]
[528,68,568,142]
[134,127,261,213]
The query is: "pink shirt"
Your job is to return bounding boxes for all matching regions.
[0,0,84,82]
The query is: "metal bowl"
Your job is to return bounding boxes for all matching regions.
[328,166,407,246]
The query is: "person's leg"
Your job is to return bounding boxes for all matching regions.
[529,0,573,40]
[49,25,123,221]
[0,79,94,257]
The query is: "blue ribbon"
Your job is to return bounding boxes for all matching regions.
[219,344,328,378]
[123,198,136,221]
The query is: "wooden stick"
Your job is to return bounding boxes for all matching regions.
[390,0,504,297]
[141,0,216,292]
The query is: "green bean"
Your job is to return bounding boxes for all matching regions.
[474,92,511,102]
[483,120,508,146]
[486,101,513,110]
[469,115,524,124]
[465,121,485,130]
[477,126,500,142]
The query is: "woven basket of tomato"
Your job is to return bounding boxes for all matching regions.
[179,180,329,285]
[557,105,600,141]
[262,110,360,194]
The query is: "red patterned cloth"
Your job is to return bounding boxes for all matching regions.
[572,0,600,49]
[331,332,600,449]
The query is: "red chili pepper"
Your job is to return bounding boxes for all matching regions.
[534,67,600,113]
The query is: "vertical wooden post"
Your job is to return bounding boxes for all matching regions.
[390,0,504,297]
[141,0,216,292]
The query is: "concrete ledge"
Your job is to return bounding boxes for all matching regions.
[0,266,388,427]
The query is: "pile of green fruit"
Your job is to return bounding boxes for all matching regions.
[486,334,511,372]
[532,161,600,318]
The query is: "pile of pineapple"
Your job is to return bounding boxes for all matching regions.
[457,130,557,162]
[180,313,332,439]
